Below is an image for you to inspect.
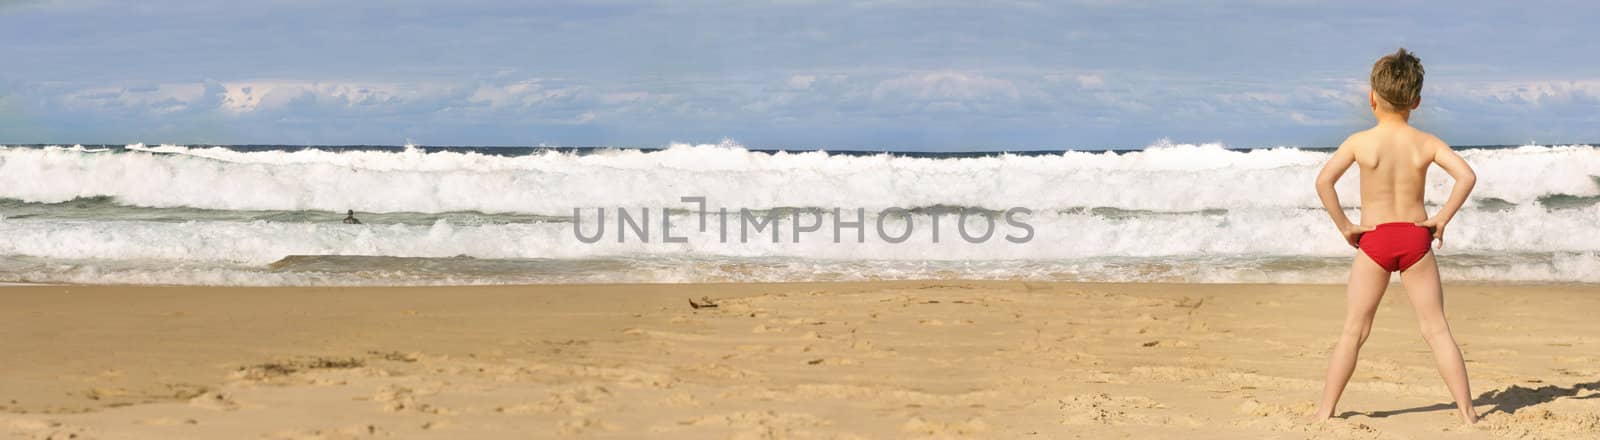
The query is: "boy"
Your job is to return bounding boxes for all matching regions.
[1310,48,1479,424]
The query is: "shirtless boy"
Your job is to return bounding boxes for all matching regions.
[1310,48,1479,424]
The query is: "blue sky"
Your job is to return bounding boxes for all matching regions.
[2,0,1597,150]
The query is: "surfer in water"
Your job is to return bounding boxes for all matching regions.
[342,209,362,224]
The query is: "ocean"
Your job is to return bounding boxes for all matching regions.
[0,141,1596,286]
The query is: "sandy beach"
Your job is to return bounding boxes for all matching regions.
[1,281,1596,439]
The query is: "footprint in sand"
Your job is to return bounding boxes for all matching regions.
[1482,407,1600,439]
[188,391,240,411]
[676,363,764,380]
[556,418,617,435]
[516,385,614,417]
[5,418,88,440]
[1233,399,1390,437]
[375,384,444,414]
[1138,339,1196,348]
[901,415,990,436]
[266,424,384,440]
[805,357,861,366]
[736,344,776,353]
[654,410,829,437]
[1056,393,1203,427]
[135,417,199,427]
[658,392,705,408]
[668,315,703,324]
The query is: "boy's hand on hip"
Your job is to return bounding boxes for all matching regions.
[1414,218,1446,248]
[1343,224,1375,249]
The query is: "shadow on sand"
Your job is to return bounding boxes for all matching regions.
[1339,379,1600,419]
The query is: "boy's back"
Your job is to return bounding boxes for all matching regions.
[1345,124,1443,225]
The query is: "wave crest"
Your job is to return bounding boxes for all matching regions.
[2,142,1595,214]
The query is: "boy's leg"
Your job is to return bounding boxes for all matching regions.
[1313,254,1391,420]
[1398,252,1479,424]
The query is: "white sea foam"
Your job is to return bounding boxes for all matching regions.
[1,141,1596,285]
[2,142,1595,214]
[0,205,1593,262]
[2,253,1595,286]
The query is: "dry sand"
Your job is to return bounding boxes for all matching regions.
[1,281,1596,439]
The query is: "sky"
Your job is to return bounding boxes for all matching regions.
[2,0,1597,150]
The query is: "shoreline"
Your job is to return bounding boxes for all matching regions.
[7,279,1599,288]
[3,281,1596,438]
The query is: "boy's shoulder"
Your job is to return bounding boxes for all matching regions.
[1337,125,1448,152]
[1406,127,1450,153]
[1335,128,1378,152]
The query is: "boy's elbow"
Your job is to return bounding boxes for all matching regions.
[1457,160,1478,184]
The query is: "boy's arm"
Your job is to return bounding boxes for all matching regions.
[1315,137,1369,248]
[1416,138,1476,247]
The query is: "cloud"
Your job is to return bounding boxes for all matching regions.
[786,74,817,90]
[14,71,1595,147]
[1433,80,1600,107]
[1075,74,1105,89]
[2,1,1598,147]
[466,80,583,110]
[59,83,218,115]
[871,72,1020,103]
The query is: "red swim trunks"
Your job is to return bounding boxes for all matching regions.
[1357,222,1433,272]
